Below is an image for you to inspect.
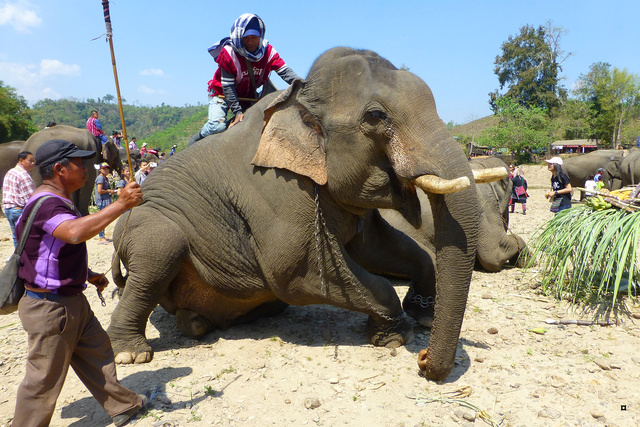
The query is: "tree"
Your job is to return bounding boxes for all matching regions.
[490,22,570,116]
[103,94,115,103]
[573,62,640,147]
[552,99,593,141]
[477,97,553,163]
[0,81,37,143]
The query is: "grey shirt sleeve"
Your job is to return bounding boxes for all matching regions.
[275,66,300,85]
[221,68,243,115]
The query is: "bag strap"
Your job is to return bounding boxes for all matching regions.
[243,57,259,101]
[14,195,77,256]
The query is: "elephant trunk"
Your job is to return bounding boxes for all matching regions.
[416,148,479,380]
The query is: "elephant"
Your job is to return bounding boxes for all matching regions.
[562,150,624,198]
[373,157,525,274]
[620,148,640,187]
[117,147,160,169]
[108,47,503,381]
[23,125,121,216]
[0,141,27,218]
[0,140,26,187]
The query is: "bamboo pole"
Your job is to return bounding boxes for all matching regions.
[101,0,133,175]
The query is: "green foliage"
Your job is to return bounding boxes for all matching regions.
[0,81,38,143]
[552,99,594,140]
[573,62,640,147]
[30,97,206,151]
[476,97,553,163]
[490,22,569,116]
[140,109,207,152]
[527,205,640,305]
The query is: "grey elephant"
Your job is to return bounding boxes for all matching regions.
[373,157,525,274]
[0,141,27,218]
[23,125,121,215]
[109,47,502,381]
[562,150,624,197]
[0,140,26,187]
[620,148,640,187]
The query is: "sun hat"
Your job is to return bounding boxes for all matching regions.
[545,157,563,165]
[35,139,95,167]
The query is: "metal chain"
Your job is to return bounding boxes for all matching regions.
[405,287,435,308]
[313,184,403,329]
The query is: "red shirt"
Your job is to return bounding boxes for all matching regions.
[208,44,287,99]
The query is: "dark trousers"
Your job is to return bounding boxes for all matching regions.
[13,292,143,427]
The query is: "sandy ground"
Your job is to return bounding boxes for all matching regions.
[1,165,639,427]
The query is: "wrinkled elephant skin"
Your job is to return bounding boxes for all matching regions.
[374,157,525,276]
[562,150,624,197]
[109,48,479,381]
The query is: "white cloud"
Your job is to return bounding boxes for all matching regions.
[0,1,42,33]
[139,68,165,77]
[138,85,167,95]
[39,59,81,77]
[0,59,79,103]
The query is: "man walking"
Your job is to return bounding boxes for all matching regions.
[13,139,147,426]
[2,151,36,248]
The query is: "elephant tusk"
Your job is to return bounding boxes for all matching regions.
[472,167,508,183]
[414,174,470,194]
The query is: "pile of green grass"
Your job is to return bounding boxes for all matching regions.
[527,205,640,305]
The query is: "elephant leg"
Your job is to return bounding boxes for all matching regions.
[108,218,189,364]
[348,211,436,329]
[176,309,215,339]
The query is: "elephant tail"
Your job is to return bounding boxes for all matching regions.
[111,251,128,289]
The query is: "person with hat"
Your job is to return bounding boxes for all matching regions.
[189,13,299,145]
[545,157,572,214]
[12,139,146,426]
[140,142,147,156]
[95,162,115,243]
[170,144,177,156]
[2,151,36,248]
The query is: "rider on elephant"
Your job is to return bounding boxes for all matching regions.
[86,110,108,151]
[189,13,299,145]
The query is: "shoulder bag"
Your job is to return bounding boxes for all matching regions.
[0,196,52,314]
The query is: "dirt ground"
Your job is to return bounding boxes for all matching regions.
[1,165,639,427]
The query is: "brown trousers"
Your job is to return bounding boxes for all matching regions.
[13,292,143,427]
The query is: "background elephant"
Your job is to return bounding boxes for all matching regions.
[373,157,525,273]
[108,47,481,381]
[562,150,624,198]
[23,125,121,215]
[0,141,26,218]
[620,148,640,187]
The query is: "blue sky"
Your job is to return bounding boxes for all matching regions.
[1,0,638,125]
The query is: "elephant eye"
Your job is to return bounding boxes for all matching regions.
[370,110,387,121]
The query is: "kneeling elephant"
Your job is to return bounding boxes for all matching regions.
[109,47,503,381]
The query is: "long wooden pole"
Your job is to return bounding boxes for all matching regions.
[101,0,133,175]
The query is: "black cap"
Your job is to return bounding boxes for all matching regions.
[35,139,95,167]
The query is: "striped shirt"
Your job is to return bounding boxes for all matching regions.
[86,116,105,137]
[2,165,35,209]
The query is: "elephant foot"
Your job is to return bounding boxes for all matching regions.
[402,287,435,328]
[176,308,214,339]
[112,339,154,364]
[365,315,414,348]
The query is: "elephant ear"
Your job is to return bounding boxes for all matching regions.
[252,80,327,185]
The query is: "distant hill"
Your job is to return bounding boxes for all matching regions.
[450,115,497,138]
[29,98,207,152]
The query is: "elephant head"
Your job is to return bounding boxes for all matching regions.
[252,47,483,380]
